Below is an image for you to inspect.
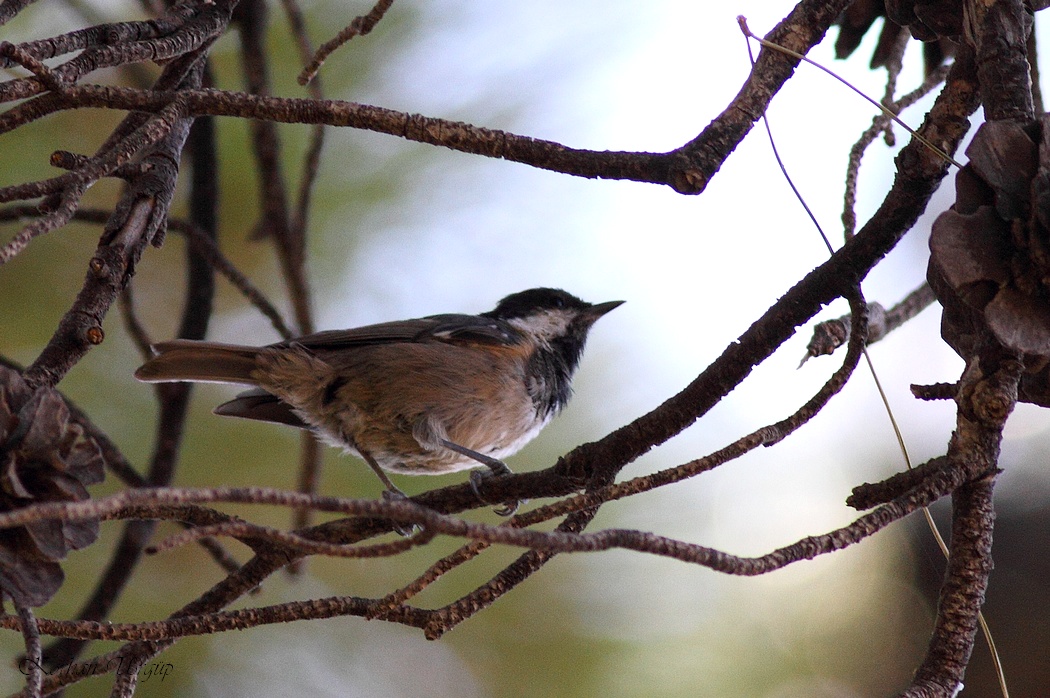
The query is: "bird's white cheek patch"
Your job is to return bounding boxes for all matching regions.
[508,310,573,343]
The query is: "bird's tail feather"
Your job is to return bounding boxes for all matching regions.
[134,340,261,385]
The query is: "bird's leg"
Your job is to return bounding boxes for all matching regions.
[439,439,521,516]
[440,439,512,476]
[356,448,408,499]
[355,444,417,535]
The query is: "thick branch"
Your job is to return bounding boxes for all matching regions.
[899,351,1020,696]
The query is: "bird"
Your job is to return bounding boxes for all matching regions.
[134,288,622,512]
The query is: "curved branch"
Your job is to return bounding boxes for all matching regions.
[666,0,852,192]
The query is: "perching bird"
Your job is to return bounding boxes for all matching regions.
[135,288,622,510]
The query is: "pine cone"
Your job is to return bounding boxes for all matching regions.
[0,366,105,607]
[835,0,956,75]
[928,118,1050,407]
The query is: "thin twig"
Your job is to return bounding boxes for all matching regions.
[0,39,65,91]
[843,63,952,238]
[149,518,436,557]
[297,0,394,85]
[118,285,154,360]
[14,597,43,698]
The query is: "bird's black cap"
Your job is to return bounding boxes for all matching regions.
[485,288,621,321]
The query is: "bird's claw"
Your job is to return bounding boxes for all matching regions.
[469,468,524,517]
[381,488,420,536]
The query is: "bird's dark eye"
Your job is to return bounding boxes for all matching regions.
[551,296,565,308]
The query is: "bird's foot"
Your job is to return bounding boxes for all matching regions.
[469,467,524,517]
[381,488,420,536]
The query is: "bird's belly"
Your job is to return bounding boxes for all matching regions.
[271,342,548,475]
[381,412,551,475]
[339,406,551,476]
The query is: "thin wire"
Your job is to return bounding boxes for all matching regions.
[864,352,1009,698]
[741,23,1008,698]
[738,16,962,169]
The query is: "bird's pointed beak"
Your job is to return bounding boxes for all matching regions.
[583,299,625,322]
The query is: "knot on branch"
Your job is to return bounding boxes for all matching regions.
[0,366,105,607]
[803,314,850,359]
[969,358,1023,426]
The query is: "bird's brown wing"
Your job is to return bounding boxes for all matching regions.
[274,314,518,350]
[215,314,518,428]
